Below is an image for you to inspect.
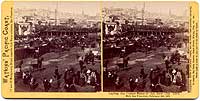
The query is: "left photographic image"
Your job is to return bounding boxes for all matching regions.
[14,1,101,92]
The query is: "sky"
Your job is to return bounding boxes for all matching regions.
[102,1,189,16]
[14,1,189,16]
[14,1,101,16]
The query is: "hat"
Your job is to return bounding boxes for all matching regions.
[172,69,176,74]
[65,84,69,87]
[129,78,133,82]
[135,78,138,83]
[49,79,53,83]
[151,84,154,86]
[86,69,91,74]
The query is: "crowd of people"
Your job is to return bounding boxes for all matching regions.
[128,62,187,92]
[15,31,101,92]
[104,50,188,92]
[103,30,188,92]
[16,50,101,92]
[104,32,176,52]
[20,65,101,92]
[15,31,100,61]
[15,32,89,48]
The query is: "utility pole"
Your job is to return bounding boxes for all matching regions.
[55,1,58,26]
[142,2,145,26]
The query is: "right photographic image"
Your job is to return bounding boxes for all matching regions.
[102,1,189,92]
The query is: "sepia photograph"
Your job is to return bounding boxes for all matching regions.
[14,1,101,92]
[1,0,199,99]
[102,1,189,92]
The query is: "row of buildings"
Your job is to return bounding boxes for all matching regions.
[14,7,189,36]
[14,8,101,36]
[102,7,189,30]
